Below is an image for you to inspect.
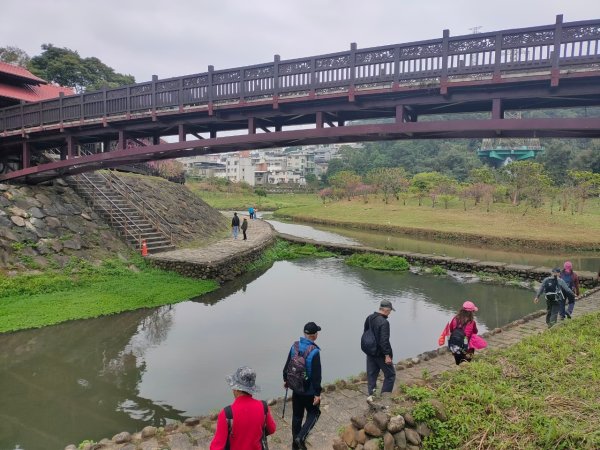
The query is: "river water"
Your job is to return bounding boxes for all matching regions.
[0,257,538,450]
[267,218,600,272]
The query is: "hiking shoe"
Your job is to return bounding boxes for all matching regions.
[293,437,307,450]
[366,395,374,403]
[565,312,572,319]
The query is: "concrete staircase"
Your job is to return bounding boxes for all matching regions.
[67,171,175,253]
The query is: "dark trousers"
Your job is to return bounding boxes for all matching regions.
[292,393,320,442]
[366,355,396,395]
[546,298,560,327]
[242,229,247,240]
[560,292,575,317]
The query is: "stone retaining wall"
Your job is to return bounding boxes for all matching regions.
[278,233,599,288]
[149,234,276,283]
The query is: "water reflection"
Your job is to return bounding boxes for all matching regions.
[267,219,600,272]
[0,258,538,449]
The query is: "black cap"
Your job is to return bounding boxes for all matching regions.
[552,267,561,273]
[380,299,396,311]
[303,322,321,334]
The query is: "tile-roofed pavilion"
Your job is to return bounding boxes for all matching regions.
[0,61,73,107]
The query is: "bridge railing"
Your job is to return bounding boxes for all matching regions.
[2,16,600,134]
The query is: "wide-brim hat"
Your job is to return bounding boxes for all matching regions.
[226,366,261,394]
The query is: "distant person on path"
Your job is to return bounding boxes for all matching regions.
[248,206,255,219]
[362,300,396,399]
[210,366,276,450]
[283,322,322,450]
[241,217,248,241]
[534,268,574,328]
[231,212,240,239]
[560,261,580,319]
[446,301,481,365]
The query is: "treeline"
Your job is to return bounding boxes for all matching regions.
[1,44,134,93]
[321,163,600,214]
[326,138,600,184]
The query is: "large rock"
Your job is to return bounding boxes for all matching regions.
[373,412,389,431]
[364,421,383,437]
[140,425,156,438]
[28,207,45,219]
[363,439,381,450]
[351,414,368,429]
[429,398,448,421]
[383,432,395,450]
[342,425,358,447]
[356,428,367,444]
[417,422,431,438]
[387,415,406,433]
[9,206,28,218]
[11,216,26,227]
[332,438,347,450]
[393,430,407,449]
[112,431,132,444]
[405,428,422,446]
[403,412,416,427]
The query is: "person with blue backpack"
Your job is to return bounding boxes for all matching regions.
[534,267,574,328]
[283,322,322,450]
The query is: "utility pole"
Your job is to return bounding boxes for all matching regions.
[469,26,483,34]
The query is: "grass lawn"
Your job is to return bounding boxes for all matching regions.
[412,311,600,449]
[272,196,600,250]
[188,185,320,211]
[0,257,218,333]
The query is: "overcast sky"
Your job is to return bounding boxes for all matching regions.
[2,0,600,83]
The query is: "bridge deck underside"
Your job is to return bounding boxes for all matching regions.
[2,71,600,182]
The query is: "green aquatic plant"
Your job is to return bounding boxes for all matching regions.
[346,253,409,271]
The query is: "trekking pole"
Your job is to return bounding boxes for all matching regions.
[282,387,289,419]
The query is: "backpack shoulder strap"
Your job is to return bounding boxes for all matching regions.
[224,405,233,449]
[262,400,268,416]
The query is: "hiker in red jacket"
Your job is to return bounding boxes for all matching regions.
[210,366,276,450]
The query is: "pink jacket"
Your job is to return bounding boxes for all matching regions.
[449,317,478,341]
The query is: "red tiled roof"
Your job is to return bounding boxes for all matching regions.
[0,83,74,103]
[0,61,47,84]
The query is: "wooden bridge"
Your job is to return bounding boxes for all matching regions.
[1,14,600,181]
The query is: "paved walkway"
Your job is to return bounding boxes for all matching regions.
[147,214,274,266]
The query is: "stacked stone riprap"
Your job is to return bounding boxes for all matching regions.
[0,180,129,272]
[332,396,446,450]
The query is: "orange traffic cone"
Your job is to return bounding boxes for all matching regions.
[141,239,148,257]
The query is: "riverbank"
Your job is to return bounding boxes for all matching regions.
[67,287,600,450]
[276,233,599,288]
[192,189,600,251]
[0,255,218,333]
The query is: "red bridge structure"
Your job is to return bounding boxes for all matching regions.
[1,14,600,182]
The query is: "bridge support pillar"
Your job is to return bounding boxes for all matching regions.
[66,136,76,159]
[248,117,256,135]
[396,105,408,123]
[492,99,504,120]
[178,124,187,142]
[22,142,31,169]
[316,112,324,129]
[152,134,160,145]
[118,131,126,151]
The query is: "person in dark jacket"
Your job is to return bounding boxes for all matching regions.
[534,267,574,328]
[364,300,396,398]
[231,212,240,239]
[241,217,248,240]
[283,322,322,450]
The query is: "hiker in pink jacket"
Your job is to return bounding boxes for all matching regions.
[447,301,481,365]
